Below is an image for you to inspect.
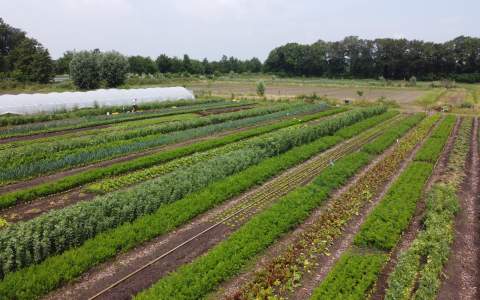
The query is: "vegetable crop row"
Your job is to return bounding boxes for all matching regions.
[134,114,407,300]
[385,117,472,300]
[0,100,244,139]
[234,113,433,299]
[0,99,225,126]
[0,107,386,299]
[0,106,386,278]
[0,103,295,168]
[0,107,346,209]
[309,116,454,299]
[0,103,325,184]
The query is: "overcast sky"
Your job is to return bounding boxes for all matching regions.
[2,0,479,60]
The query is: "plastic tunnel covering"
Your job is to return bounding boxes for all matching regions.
[0,87,195,115]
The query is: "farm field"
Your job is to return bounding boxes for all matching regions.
[0,97,478,300]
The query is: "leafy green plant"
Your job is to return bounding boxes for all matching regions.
[0,107,386,299]
[0,107,386,277]
[0,107,345,209]
[311,252,388,300]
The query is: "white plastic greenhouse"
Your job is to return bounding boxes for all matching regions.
[0,87,195,115]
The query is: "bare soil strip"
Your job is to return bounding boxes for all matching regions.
[43,118,392,300]
[369,117,461,300]
[215,117,441,300]
[438,117,480,300]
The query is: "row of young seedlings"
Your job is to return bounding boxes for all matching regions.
[385,117,472,300]
[0,103,323,184]
[309,115,456,299]
[129,112,424,300]
[0,107,386,283]
[0,99,243,140]
[226,113,433,299]
[0,107,347,209]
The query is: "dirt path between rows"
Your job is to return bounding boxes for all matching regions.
[370,116,460,300]
[438,117,480,300]
[43,117,385,300]
[214,116,436,299]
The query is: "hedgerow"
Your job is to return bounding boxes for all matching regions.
[0,107,346,208]
[0,106,386,278]
[0,107,386,299]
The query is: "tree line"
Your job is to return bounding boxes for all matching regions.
[264,36,480,83]
[1,18,480,87]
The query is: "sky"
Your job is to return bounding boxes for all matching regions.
[2,0,479,60]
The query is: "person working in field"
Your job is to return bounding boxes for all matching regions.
[132,98,138,112]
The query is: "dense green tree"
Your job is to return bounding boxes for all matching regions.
[128,55,157,75]
[55,51,74,75]
[69,50,101,90]
[0,18,54,83]
[100,51,129,87]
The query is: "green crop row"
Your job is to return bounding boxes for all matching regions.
[0,107,386,278]
[234,114,432,299]
[0,100,244,139]
[0,107,387,300]
[0,103,294,169]
[309,115,452,300]
[311,252,389,300]
[385,117,472,300]
[414,115,456,163]
[0,107,346,209]
[0,103,325,184]
[385,185,459,300]
[354,116,455,250]
[135,113,415,300]
[135,152,372,300]
[0,98,226,128]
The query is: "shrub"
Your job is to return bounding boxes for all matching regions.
[99,51,129,87]
[256,80,266,96]
[69,50,101,90]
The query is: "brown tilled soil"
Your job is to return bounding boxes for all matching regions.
[370,116,461,300]
[195,105,255,116]
[438,117,480,300]
[189,83,425,104]
[214,116,436,300]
